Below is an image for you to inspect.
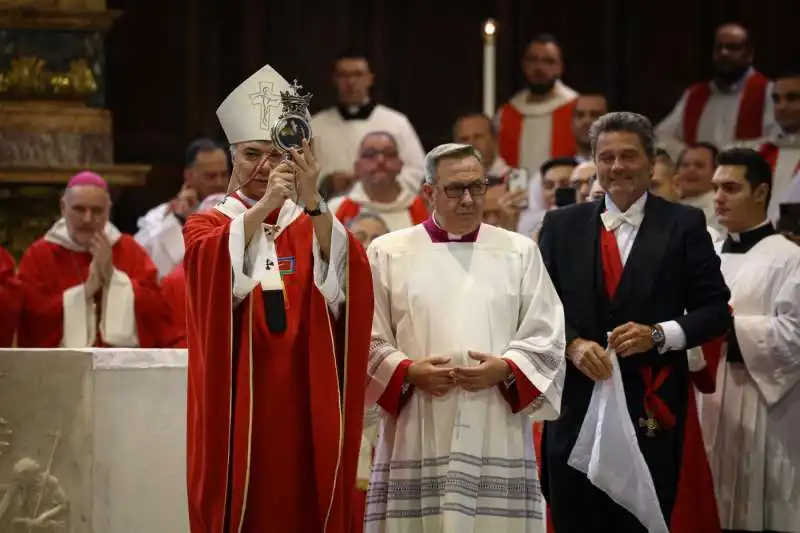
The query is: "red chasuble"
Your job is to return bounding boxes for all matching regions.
[334,196,429,227]
[160,263,187,348]
[0,246,21,347]
[16,235,165,348]
[682,72,768,145]
[183,204,373,533]
[599,225,721,533]
[497,99,577,168]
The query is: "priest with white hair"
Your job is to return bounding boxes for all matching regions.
[182,64,374,533]
[364,142,566,532]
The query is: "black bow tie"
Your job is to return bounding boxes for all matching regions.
[336,101,377,121]
[721,223,776,254]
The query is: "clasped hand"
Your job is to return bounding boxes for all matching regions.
[407,352,510,397]
[86,231,113,298]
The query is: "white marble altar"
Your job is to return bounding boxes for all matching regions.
[0,348,188,533]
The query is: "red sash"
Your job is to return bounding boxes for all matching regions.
[497,98,578,168]
[682,72,768,144]
[335,196,429,227]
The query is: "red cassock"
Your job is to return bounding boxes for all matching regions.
[15,235,165,348]
[0,246,21,347]
[160,263,187,348]
[182,204,373,533]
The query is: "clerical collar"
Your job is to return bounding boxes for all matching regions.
[336,100,377,121]
[604,191,648,217]
[722,220,775,254]
[423,215,480,243]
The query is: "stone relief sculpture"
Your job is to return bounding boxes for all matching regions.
[0,420,69,532]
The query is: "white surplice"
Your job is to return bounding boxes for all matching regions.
[700,234,800,532]
[364,223,566,533]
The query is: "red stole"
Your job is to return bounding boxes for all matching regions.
[682,72,768,144]
[497,99,577,168]
[598,224,721,532]
[335,196,429,227]
[759,142,800,176]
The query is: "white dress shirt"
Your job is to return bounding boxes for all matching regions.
[602,192,687,353]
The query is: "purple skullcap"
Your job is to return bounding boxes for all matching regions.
[67,171,109,191]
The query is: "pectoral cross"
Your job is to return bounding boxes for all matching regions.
[638,411,660,437]
[249,82,281,131]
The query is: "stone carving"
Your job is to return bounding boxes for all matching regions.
[0,420,69,532]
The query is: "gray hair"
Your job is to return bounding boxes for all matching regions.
[347,212,389,231]
[589,111,655,159]
[423,143,483,184]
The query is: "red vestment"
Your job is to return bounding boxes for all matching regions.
[16,235,165,348]
[160,263,187,348]
[0,246,21,347]
[334,196,429,227]
[183,202,373,533]
[497,99,577,168]
[682,72,768,145]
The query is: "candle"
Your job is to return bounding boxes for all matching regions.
[482,18,497,118]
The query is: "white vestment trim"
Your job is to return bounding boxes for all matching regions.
[62,284,94,348]
[217,195,347,318]
[365,224,566,532]
[100,269,140,347]
[568,349,669,533]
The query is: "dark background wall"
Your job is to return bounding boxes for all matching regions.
[105,0,797,232]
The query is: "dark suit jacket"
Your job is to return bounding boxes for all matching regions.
[538,193,731,458]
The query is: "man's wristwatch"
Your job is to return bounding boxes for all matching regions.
[304,196,327,217]
[650,325,666,349]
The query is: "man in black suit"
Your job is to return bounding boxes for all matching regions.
[538,112,731,533]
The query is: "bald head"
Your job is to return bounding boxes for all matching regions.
[61,184,110,247]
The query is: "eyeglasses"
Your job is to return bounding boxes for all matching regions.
[440,180,488,199]
[360,149,399,160]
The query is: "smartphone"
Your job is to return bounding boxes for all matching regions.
[555,186,577,207]
[506,168,529,208]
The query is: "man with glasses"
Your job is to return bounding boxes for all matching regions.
[328,131,428,231]
[363,142,566,532]
[312,50,426,193]
[656,23,776,150]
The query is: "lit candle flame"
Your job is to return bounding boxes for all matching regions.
[483,19,496,37]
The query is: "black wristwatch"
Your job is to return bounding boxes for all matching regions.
[304,197,327,217]
[650,325,666,349]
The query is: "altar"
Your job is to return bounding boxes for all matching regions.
[0,348,188,533]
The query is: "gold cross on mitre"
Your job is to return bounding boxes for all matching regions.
[249,81,282,131]
[638,410,660,437]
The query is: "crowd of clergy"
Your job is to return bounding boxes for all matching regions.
[0,20,798,533]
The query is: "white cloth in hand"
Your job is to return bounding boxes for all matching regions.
[567,348,669,533]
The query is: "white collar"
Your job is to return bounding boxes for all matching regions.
[730,219,770,242]
[214,194,303,239]
[348,181,417,212]
[604,191,648,216]
[44,218,122,252]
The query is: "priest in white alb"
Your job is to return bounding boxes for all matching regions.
[701,148,800,533]
[364,143,566,533]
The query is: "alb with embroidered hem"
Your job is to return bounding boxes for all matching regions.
[364,223,566,533]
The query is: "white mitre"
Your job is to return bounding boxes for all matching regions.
[216,63,310,144]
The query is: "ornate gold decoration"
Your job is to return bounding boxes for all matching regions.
[0,55,98,97]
